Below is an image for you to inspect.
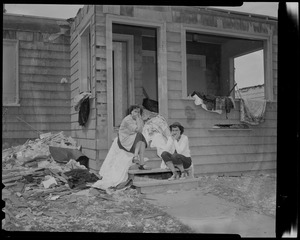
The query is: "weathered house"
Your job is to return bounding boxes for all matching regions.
[3,5,277,175]
[2,14,71,146]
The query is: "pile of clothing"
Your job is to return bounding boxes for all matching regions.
[191,91,235,118]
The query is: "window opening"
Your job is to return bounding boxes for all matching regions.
[234,50,265,100]
[185,32,265,99]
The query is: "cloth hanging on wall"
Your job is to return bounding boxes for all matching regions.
[78,97,90,126]
[74,92,92,111]
[240,98,267,125]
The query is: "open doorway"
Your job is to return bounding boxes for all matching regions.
[112,24,158,124]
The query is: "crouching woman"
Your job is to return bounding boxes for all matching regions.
[161,122,192,180]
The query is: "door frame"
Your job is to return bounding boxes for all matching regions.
[106,14,168,146]
[111,34,134,138]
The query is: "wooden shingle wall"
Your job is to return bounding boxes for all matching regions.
[85,5,278,175]
[70,5,100,172]
[3,14,71,147]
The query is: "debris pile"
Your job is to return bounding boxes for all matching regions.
[2,132,101,230]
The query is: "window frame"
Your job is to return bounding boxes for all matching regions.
[3,39,20,107]
[181,25,274,101]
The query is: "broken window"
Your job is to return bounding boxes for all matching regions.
[185,32,265,99]
[3,39,19,106]
[79,24,92,93]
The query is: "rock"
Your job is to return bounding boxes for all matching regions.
[42,177,57,189]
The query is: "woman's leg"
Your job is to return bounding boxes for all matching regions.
[172,153,186,178]
[161,151,179,180]
[138,141,146,165]
[134,141,141,159]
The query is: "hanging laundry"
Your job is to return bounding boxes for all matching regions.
[74,92,92,111]
[78,97,90,126]
[215,96,235,119]
[191,91,222,114]
[240,98,266,125]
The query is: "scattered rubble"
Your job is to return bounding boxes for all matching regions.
[2,132,194,233]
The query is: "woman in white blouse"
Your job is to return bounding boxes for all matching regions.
[161,122,192,180]
[117,105,151,170]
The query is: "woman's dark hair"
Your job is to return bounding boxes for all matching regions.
[169,122,184,134]
[126,105,144,116]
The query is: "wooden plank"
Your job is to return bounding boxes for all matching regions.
[193,161,276,175]
[3,122,70,131]
[167,70,182,81]
[20,74,68,84]
[191,152,276,165]
[168,99,278,112]
[3,115,70,123]
[169,117,277,129]
[133,8,172,22]
[19,41,70,52]
[18,99,71,107]
[190,144,276,156]
[167,60,182,71]
[19,66,70,76]
[81,148,96,161]
[70,53,79,68]
[16,31,34,41]
[184,127,277,137]
[71,109,96,122]
[19,57,70,68]
[20,83,70,93]
[168,107,277,120]
[167,52,181,62]
[71,62,79,75]
[71,119,96,130]
[3,106,70,115]
[76,138,96,150]
[167,42,181,52]
[187,136,276,147]
[19,49,69,59]
[20,91,70,100]
[166,32,181,43]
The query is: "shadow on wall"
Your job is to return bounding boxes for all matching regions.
[185,106,196,125]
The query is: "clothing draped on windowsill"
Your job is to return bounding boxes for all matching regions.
[191,91,235,118]
[239,98,267,125]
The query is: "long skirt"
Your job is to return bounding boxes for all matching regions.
[117,132,147,154]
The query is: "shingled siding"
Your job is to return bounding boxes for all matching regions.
[69,5,99,173]
[2,14,71,147]
[165,7,277,174]
[87,5,277,175]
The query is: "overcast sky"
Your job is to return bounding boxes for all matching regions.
[4,3,281,89]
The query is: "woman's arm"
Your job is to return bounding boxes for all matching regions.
[136,115,144,132]
[174,135,189,154]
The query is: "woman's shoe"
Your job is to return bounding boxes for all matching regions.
[132,156,139,163]
[179,172,186,180]
[138,164,151,170]
[168,173,179,181]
